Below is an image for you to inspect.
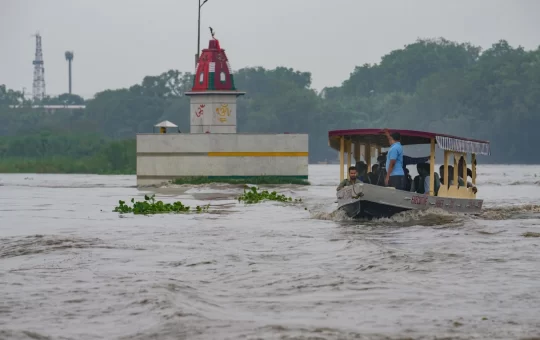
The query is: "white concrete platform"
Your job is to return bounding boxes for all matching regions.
[136,133,309,186]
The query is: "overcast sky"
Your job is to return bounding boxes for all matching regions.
[1,0,539,98]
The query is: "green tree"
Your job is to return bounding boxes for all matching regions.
[1,37,540,168]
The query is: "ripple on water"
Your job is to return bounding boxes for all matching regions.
[1,168,540,339]
[0,235,104,259]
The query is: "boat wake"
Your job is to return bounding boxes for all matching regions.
[309,206,353,222]
[309,202,540,227]
[367,208,464,227]
[478,204,540,220]
[308,202,463,226]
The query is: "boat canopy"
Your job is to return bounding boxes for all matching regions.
[328,129,490,156]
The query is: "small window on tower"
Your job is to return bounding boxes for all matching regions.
[199,72,204,84]
[220,71,226,83]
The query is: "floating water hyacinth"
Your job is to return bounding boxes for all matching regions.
[237,186,302,204]
[113,194,209,215]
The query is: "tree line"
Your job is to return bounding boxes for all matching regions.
[1,37,539,173]
[0,133,135,174]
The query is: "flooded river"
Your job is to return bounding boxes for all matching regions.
[1,165,540,339]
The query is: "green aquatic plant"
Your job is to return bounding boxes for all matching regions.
[113,194,209,215]
[237,186,302,204]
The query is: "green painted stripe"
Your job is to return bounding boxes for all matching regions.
[208,152,308,157]
[208,72,215,90]
[206,175,308,180]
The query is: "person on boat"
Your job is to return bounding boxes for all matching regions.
[354,161,367,182]
[411,172,422,193]
[439,165,478,194]
[404,155,430,170]
[457,156,474,180]
[337,166,358,191]
[439,165,459,186]
[411,163,440,196]
[379,152,430,174]
[366,164,384,186]
[383,129,405,190]
[403,167,413,191]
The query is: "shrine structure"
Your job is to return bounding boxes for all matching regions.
[135,33,309,186]
[186,36,245,133]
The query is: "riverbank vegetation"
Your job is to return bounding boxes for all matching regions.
[0,133,135,173]
[2,37,540,174]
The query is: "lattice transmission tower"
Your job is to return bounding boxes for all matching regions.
[32,33,46,101]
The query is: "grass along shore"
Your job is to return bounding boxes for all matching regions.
[0,157,135,174]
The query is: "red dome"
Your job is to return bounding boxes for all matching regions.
[192,39,237,91]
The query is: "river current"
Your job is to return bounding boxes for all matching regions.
[1,164,540,340]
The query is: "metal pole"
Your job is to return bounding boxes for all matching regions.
[68,60,72,95]
[196,0,201,67]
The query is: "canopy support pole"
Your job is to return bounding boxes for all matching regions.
[365,143,372,173]
[347,140,352,172]
[461,155,467,184]
[443,150,449,188]
[429,138,435,196]
[453,154,459,186]
[354,142,361,161]
[471,153,476,186]
[340,137,345,181]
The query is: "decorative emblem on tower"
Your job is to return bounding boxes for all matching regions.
[195,104,205,117]
[216,104,231,122]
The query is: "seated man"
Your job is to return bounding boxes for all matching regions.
[355,161,368,182]
[457,156,474,179]
[411,172,422,193]
[411,163,440,196]
[439,165,478,194]
[337,166,358,191]
[366,164,384,186]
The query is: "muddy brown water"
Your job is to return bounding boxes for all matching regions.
[1,165,540,339]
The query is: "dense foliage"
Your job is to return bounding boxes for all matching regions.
[0,133,135,173]
[2,37,540,173]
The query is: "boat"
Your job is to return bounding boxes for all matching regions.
[329,128,490,219]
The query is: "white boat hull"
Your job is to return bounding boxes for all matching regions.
[336,183,483,219]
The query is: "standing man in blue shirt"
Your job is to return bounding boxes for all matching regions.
[384,129,405,190]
